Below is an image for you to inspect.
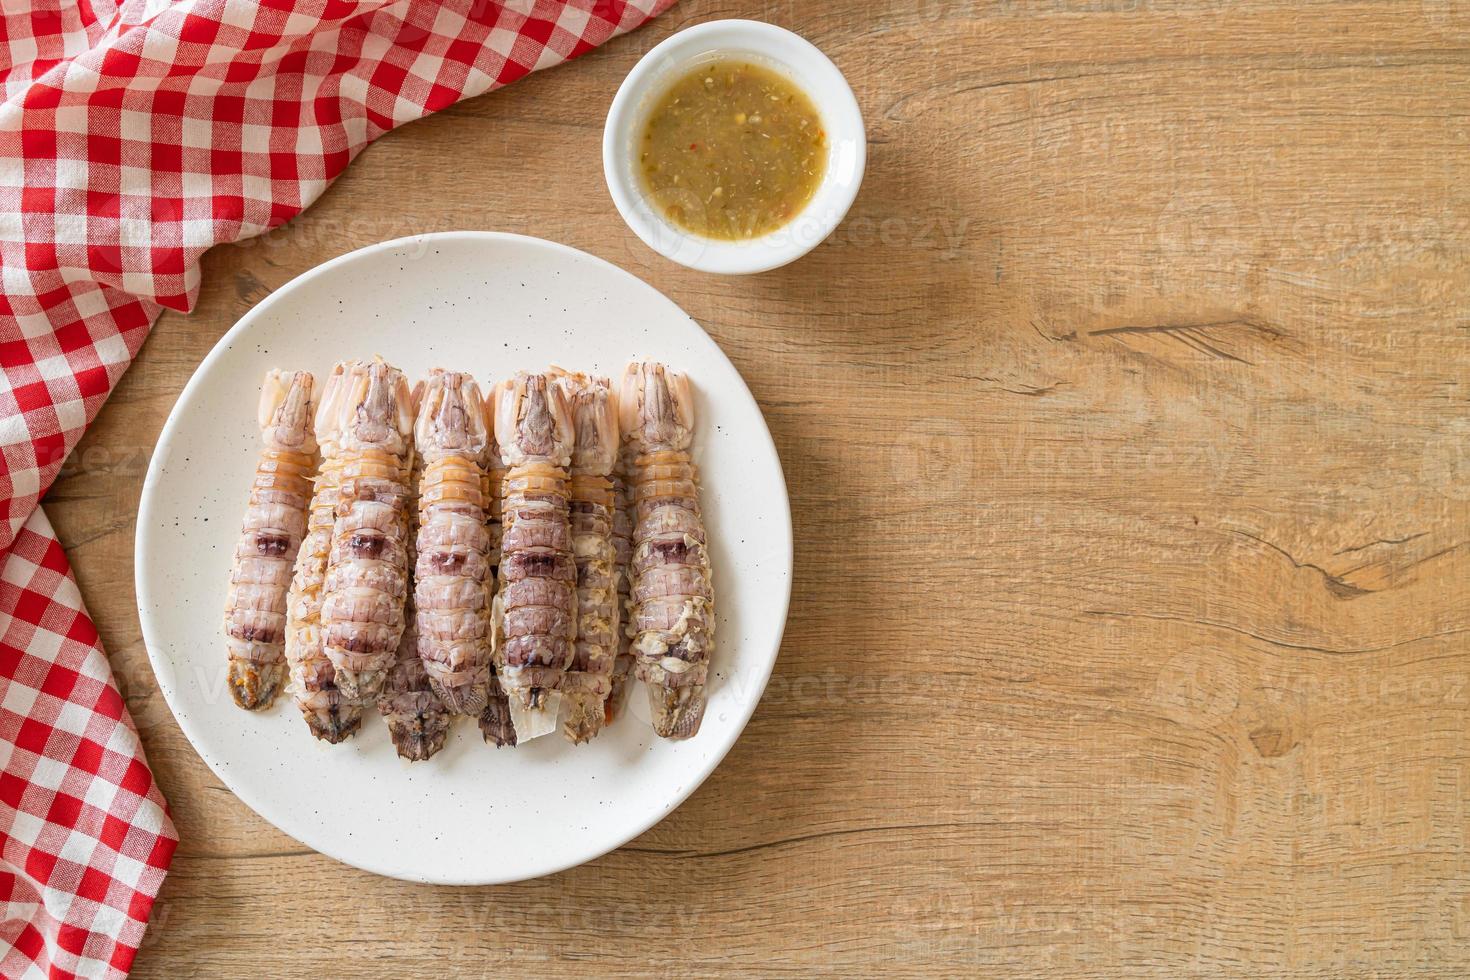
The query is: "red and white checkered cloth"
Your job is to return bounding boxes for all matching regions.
[0,1,673,976]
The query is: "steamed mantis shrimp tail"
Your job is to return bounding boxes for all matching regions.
[561,686,605,745]
[226,369,316,710]
[490,372,576,741]
[413,370,494,717]
[478,647,518,748]
[379,622,451,760]
[298,670,363,744]
[386,692,450,760]
[319,357,415,704]
[620,361,713,741]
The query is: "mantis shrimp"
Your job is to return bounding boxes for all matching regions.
[620,361,714,740]
[413,370,493,717]
[285,364,359,742]
[490,372,575,741]
[557,373,621,743]
[377,442,451,761]
[318,357,416,706]
[225,370,316,710]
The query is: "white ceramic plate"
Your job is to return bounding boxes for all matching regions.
[135,232,791,884]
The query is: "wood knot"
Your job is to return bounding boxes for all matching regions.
[1248,724,1296,758]
[1237,687,1303,759]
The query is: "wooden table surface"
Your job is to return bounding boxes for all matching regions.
[47,1,1470,975]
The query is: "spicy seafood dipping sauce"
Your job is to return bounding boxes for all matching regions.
[639,60,827,240]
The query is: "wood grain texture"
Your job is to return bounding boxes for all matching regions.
[43,0,1470,975]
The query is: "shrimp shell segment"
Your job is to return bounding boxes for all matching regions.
[490,372,576,741]
[225,369,316,710]
[620,361,713,740]
[317,357,415,706]
[413,370,494,717]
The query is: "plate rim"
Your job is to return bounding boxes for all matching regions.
[134,230,793,884]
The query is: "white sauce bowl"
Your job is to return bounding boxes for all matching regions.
[603,19,866,275]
